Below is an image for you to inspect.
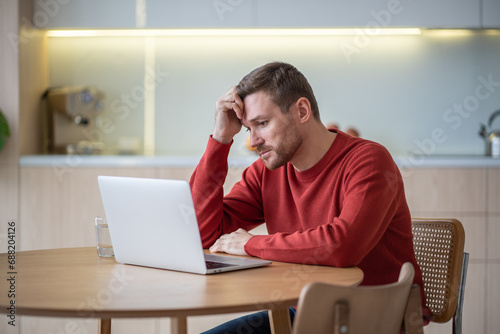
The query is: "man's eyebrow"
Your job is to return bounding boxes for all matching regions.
[247,114,267,123]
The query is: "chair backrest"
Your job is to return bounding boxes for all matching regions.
[411,218,466,323]
[293,262,415,334]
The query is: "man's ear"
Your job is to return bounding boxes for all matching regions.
[295,97,312,124]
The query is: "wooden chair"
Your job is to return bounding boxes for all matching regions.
[293,262,419,334]
[412,218,469,334]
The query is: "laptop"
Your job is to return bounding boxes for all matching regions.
[97,175,271,274]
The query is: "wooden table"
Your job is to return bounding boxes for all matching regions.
[0,247,363,334]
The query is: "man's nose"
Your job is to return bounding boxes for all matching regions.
[250,131,263,148]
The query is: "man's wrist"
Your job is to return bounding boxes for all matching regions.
[212,133,234,145]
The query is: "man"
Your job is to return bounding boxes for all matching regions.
[190,62,429,333]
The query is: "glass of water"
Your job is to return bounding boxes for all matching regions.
[95,217,114,257]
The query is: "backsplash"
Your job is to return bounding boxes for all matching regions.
[47,31,500,157]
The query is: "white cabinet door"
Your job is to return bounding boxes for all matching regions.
[146,0,255,28]
[32,0,484,29]
[33,0,136,28]
[33,0,254,29]
[255,0,480,28]
[483,0,500,28]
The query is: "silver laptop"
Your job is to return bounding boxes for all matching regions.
[97,175,271,274]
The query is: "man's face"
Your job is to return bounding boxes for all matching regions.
[241,91,303,170]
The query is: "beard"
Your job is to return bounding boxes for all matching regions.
[257,125,303,170]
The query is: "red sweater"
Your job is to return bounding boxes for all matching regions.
[190,130,429,318]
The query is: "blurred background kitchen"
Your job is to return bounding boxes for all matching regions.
[1,0,500,333]
[44,30,500,157]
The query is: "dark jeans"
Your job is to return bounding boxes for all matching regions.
[201,307,296,334]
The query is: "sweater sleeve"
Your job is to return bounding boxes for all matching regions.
[244,144,407,268]
[189,136,265,248]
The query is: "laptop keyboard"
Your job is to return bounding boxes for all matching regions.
[205,261,237,269]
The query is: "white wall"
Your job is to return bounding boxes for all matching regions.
[48,31,500,157]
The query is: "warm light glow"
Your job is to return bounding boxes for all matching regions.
[422,29,475,37]
[422,29,500,37]
[45,28,422,37]
[482,29,500,36]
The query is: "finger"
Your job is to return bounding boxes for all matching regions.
[217,99,240,114]
[228,86,238,97]
[217,86,243,109]
[232,228,243,236]
[233,94,244,119]
[221,87,237,103]
[209,239,222,252]
[209,244,222,253]
[235,228,251,237]
[210,235,231,253]
[220,88,243,114]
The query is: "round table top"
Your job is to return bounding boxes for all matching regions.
[0,247,363,319]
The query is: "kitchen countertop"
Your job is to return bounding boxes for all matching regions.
[392,155,500,168]
[19,154,500,168]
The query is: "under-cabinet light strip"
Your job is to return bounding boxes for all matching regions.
[45,28,422,37]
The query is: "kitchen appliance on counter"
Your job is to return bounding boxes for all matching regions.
[42,86,105,154]
[479,109,500,158]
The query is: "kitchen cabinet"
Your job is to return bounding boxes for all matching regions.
[32,0,136,28]
[16,164,251,334]
[19,167,157,250]
[32,0,254,29]
[486,169,500,334]
[33,0,486,29]
[488,167,500,213]
[18,165,245,251]
[402,168,487,214]
[401,167,499,334]
[145,0,254,28]
[255,0,480,28]
[17,163,500,334]
[483,0,500,28]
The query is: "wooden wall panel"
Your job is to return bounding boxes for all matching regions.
[403,168,492,334]
[16,165,499,334]
[487,169,500,214]
[487,215,500,260]
[487,263,500,333]
[19,167,157,251]
[402,168,487,213]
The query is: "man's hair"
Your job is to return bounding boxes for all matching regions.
[236,62,320,120]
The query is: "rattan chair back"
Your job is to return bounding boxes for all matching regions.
[411,218,465,324]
